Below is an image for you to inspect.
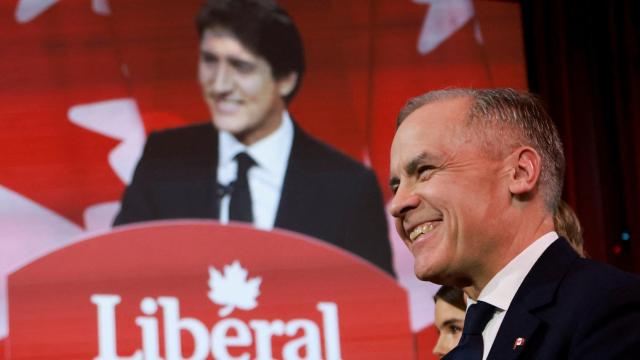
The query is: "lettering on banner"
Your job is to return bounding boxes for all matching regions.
[91,261,342,360]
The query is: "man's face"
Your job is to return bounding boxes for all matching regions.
[198,28,294,145]
[432,298,465,358]
[389,97,510,284]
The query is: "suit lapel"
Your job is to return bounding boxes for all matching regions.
[489,305,542,360]
[274,124,312,231]
[203,125,220,219]
[160,123,219,219]
[487,239,578,360]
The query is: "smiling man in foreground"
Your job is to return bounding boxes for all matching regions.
[389,88,640,359]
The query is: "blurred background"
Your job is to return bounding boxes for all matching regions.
[1,0,638,358]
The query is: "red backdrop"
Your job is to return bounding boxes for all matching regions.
[0,1,527,358]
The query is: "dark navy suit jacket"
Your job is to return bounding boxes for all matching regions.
[113,122,394,275]
[485,238,640,359]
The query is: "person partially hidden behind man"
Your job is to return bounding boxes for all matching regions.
[389,88,640,359]
[114,0,393,275]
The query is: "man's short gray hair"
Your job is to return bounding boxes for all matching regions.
[396,88,565,210]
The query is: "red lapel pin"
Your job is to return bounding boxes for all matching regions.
[513,337,526,350]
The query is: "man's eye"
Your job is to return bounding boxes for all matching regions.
[390,184,399,195]
[232,60,256,73]
[201,53,217,64]
[448,325,462,334]
[417,165,436,179]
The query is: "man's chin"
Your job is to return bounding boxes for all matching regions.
[414,261,458,285]
[413,262,440,282]
[212,118,248,133]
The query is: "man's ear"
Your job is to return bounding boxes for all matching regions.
[508,146,541,195]
[277,72,298,98]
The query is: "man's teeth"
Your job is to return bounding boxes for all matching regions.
[215,99,241,112]
[409,223,435,241]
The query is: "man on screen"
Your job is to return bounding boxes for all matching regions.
[389,88,640,358]
[114,0,394,275]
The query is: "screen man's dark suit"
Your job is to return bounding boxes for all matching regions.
[485,238,640,359]
[114,122,394,275]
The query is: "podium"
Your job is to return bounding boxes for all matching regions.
[6,221,414,359]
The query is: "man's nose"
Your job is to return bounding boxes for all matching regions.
[388,183,419,218]
[212,63,233,93]
[432,334,447,358]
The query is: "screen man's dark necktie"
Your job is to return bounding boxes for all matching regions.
[229,152,255,223]
[443,301,496,360]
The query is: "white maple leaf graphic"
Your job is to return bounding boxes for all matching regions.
[0,185,83,339]
[15,0,111,24]
[68,98,146,185]
[208,261,262,317]
[414,0,480,55]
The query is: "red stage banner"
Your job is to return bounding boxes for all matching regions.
[7,221,413,359]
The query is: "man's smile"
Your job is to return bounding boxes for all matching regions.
[213,97,243,113]
[408,220,441,242]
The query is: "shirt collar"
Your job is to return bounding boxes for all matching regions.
[472,231,558,311]
[218,111,294,178]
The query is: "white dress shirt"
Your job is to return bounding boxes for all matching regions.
[217,111,294,230]
[467,231,558,360]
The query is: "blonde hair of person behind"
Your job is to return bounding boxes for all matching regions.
[554,199,586,257]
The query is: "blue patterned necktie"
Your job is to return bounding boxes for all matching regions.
[443,301,496,360]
